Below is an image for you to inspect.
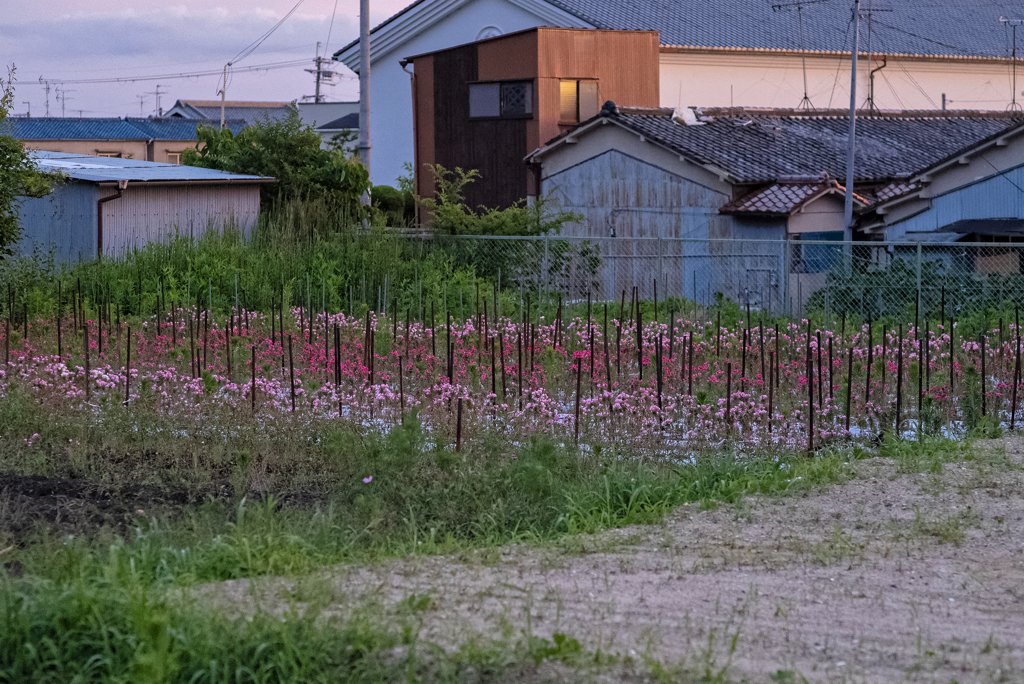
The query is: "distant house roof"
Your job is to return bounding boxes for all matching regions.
[721,179,867,216]
[529,104,1024,185]
[336,0,1020,70]
[319,113,358,130]
[30,151,274,185]
[165,100,296,126]
[2,117,247,141]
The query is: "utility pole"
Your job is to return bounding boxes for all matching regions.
[219,63,232,130]
[358,0,372,177]
[843,0,860,237]
[1002,17,1023,112]
[304,42,336,103]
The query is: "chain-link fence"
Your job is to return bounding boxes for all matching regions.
[418,235,1024,321]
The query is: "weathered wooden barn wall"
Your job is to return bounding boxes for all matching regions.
[15,182,100,262]
[99,184,260,257]
[544,149,785,306]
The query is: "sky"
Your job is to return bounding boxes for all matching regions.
[1,0,411,118]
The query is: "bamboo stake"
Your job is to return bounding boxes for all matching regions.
[845,345,853,433]
[806,319,813,455]
[84,321,90,400]
[456,398,463,452]
[124,326,131,406]
[574,357,582,445]
[817,330,823,408]
[399,354,405,418]
[767,352,774,433]
[896,324,904,435]
[688,333,693,396]
[981,332,987,417]
[288,334,296,412]
[1013,307,1021,430]
[251,345,257,414]
[725,361,732,435]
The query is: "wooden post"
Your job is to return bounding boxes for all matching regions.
[807,321,813,455]
[124,326,131,406]
[636,305,643,380]
[716,311,721,355]
[251,345,257,414]
[981,332,987,417]
[1013,308,1021,430]
[949,317,955,392]
[828,336,834,400]
[865,319,873,407]
[399,354,405,418]
[456,398,463,452]
[896,324,904,435]
[917,334,924,429]
[767,352,774,433]
[574,356,582,445]
[687,333,693,396]
[84,322,90,400]
[499,331,507,398]
[725,361,732,434]
[816,330,823,408]
[288,334,296,412]
[490,336,496,403]
[845,345,853,433]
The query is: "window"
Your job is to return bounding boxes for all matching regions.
[559,80,599,124]
[166,152,182,165]
[469,80,532,119]
[96,151,122,158]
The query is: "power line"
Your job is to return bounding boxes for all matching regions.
[230,0,307,64]
[46,59,311,85]
[323,0,340,56]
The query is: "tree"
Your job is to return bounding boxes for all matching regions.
[0,66,54,253]
[182,109,370,215]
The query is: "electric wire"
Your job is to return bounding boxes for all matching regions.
[230,0,307,64]
[49,59,312,85]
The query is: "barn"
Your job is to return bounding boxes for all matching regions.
[17,152,273,262]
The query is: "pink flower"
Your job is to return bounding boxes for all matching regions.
[362,476,373,483]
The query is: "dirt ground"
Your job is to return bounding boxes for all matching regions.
[213,437,1024,683]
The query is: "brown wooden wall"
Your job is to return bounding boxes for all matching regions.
[412,28,659,212]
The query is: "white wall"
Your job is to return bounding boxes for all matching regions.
[363,0,572,187]
[660,52,1011,111]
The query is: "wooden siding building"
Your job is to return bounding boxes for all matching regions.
[17,152,273,262]
[404,27,660,210]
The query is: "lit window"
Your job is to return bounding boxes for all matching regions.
[96,151,122,158]
[559,80,599,124]
[469,81,532,119]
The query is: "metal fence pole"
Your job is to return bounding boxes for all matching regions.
[916,243,923,314]
[783,239,791,318]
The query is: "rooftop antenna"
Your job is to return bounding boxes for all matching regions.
[151,84,165,117]
[56,85,74,118]
[1002,17,1023,112]
[772,1,816,110]
[136,94,147,116]
[38,77,51,116]
[22,101,29,118]
[843,0,860,237]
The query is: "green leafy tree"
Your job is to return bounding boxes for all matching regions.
[0,66,55,252]
[182,109,370,214]
[419,164,580,236]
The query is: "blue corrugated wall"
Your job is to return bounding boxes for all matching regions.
[15,182,100,262]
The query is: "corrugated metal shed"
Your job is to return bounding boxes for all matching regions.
[17,153,272,262]
[30,151,271,184]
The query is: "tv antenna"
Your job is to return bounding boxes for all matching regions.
[1002,17,1023,112]
[136,94,148,116]
[38,77,51,116]
[151,84,165,116]
[22,101,30,118]
[55,85,74,117]
[772,0,823,110]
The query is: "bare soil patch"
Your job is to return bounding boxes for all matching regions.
[211,437,1024,682]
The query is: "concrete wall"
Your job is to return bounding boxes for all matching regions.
[22,140,195,164]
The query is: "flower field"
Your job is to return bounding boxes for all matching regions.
[2,293,1017,453]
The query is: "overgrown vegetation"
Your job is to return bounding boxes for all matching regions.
[0,65,58,252]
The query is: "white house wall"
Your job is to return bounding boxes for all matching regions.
[364,0,586,186]
[660,52,1012,111]
[100,184,260,257]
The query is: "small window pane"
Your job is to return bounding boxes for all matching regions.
[469,83,500,118]
[579,81,599,120]
[559,80,578,122]
[500,81,532,116]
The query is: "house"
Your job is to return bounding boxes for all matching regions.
[524,104,1023,310]
[296,102,359,150]
[4,117,248,164]
[404,27,660,210]
[17,152,274,262]
[164,100,296,127]
[334,0,1021,186]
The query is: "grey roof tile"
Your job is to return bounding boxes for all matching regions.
[602,108,1021,183]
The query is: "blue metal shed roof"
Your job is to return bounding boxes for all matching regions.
[123,118,248,138]
[30,151,273,184]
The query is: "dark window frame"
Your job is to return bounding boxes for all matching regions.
[468,80,535,120]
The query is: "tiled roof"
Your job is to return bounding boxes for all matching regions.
[319,113,359,130]
[181,104,295,127]
[721,180,867,215]
[872,180,918,203]
[341,0,1022,60]
[2,117,247,141]
[592,108,1021,184]
[544,0,1019,59]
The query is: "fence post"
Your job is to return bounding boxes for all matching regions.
[543,234,550,309]
[657,234,664,297]
[916,243,923,311]
[783,239,791,319]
